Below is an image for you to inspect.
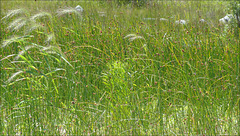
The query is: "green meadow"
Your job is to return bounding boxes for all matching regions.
[0,0,239,135]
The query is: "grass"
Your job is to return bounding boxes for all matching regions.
[0,0,239,135]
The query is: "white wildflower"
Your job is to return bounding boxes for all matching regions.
[219,18,227,24]
[200,19,205,22]
[219,14,234,24]
[175,20,187,25]
[75,5,83,12]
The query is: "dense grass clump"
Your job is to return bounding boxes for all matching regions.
[1,0,239,135]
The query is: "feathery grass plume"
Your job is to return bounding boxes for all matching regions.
[129,36,145,41]
[1,9,27,21]
[56,7,82,17]
[14,45,37,60]
[44,50,57,55]
[1,54,16,61]
[25,23,44,34]
[1,35,34,48]
[43,45,62,54]
[30,12,52,22]
[4,10,53,34]
[160,18,168,21]
[124,34,137,39]
[143,18,156,20]
[42,45,73,68]
[124,34,145,42]
[45,68,66,76]
[45,33,56,44]
[6,70,24,84]
[7,17,28,32]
